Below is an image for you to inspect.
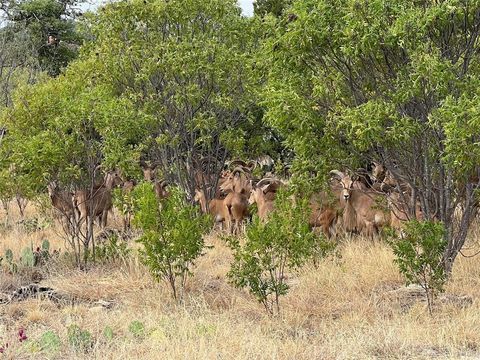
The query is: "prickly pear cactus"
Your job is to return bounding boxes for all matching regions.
[41,239,50,252]
[4,249,17,273]
[5,249,13,264]
[21,247,35,267]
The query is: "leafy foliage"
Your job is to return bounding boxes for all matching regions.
[94,234,131,263]
[253,0,292,17]
[128,320,145,338]
[227,190,334,315]
[7,0,84,76]
[84,0,263,195]
[389,221,447,314]
[133,183,211,300]
[103,326,114,341]
[260,0,480,273]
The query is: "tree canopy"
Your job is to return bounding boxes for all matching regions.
[261,0,480,271]
[3,0,480,272]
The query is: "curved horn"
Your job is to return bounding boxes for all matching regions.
[329,170,345,179]
[232,166,249,175]
[228,160,249,169]
[256,178,282,189]
[158,179,169,188]
[246,160,258,170]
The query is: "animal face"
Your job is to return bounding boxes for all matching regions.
[248,188,261,205]
[219,172,237,192]
[142,166,156,181]
[339,176,355,201]
[219,171,250,194]
[105,170,123,188]
[194,189,202,203]
[371,162,385,182]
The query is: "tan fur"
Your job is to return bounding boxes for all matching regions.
[194,189,229,229]
[308,189,341,239]
[248,187,276,222]
[224,192,249,234]
[73,170,123,229]
[331,171,389,239]
[47,182,76,221]
[219,170,252,195]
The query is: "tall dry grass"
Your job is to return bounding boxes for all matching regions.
[0,200,480,359]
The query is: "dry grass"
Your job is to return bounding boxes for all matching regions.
[1,201,480,359]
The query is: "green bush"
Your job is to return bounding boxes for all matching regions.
[389,221,447,314]
[133,183,211,300]
[94,234,131,263]
[227,190,335,315]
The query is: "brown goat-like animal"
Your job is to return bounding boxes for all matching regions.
[73,170,123,229]
[248,178,282,222]
[194,188,229,230]
[223,191,249,234]
[330,170,389,238]
[47,181,76,223]
[141,163,170,200]
[219,167,252,195]
[308,193,340,238]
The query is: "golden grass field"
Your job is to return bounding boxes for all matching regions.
[1,202,480,359]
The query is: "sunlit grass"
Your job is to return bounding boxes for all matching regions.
[0,201,479,359]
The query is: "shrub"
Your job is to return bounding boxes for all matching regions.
[389,220,447,315]
[94,234,131,263]
[133,183,211,300]
[227,190,335,315]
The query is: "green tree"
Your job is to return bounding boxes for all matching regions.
[7,0,83,76]
[2,0,266,263]
[227,190,334,315]
[2,63,147,264]
[87,0,260,198]
[390,221,447,315]
[133,183,211,300]
[253,0,292,17]
[261,0,480,274]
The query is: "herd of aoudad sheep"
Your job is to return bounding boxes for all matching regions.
[46,155,419,240]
